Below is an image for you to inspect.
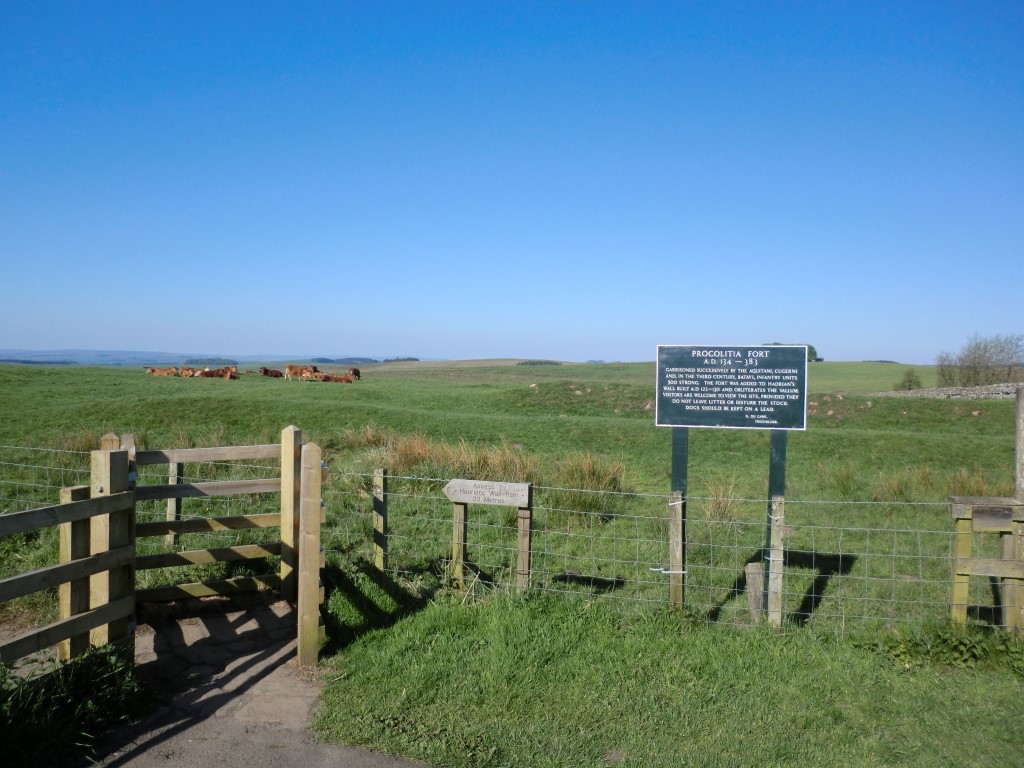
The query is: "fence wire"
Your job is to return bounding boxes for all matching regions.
[2,445,1018,635]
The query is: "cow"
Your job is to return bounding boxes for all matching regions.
[146,367,178,376]
[285,364,320,380]
[323,374,354,383]
[179,367,199,378]
[259,366,283,378]
[194,366,234,378]
[347,367,361,381]
[301,368,327,381]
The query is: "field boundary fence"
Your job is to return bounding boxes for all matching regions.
[3,441,1022,646]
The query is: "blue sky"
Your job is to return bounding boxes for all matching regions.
[2,2,1021,364]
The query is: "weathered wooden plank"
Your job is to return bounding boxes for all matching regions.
[956,557,1024,579]
[136,575,281,604]
[0,546,134,603]
[950,518,973,623]
[373,468,388,572]
[443,478,530,507]
[516,503,533,590]
[0,596,134,666]
[136,543,281,570]
[767,496,786,627]
[0,492,134,538]
[746,562,765,620]
[280,426,301,602]
[297,442,323,667]
[136,512,280,538]
[668,491,685,608]
[134,478,281,501]
[134,444,282,465]
[452,502,467,589]
[59,485,90,661]
[91,449,131,647]
[970,507,1015,532]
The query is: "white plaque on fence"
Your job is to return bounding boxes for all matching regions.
[443,479,531,507]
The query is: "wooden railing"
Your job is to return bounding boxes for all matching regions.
[0,426,324,669]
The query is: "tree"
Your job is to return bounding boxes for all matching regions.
[936,333,1024,387]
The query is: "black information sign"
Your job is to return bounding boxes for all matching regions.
[656,344,808,430]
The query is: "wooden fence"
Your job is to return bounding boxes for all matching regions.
[0,426,325,669]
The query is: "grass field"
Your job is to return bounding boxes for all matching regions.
[1,360,1022,767]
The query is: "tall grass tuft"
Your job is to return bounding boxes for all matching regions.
[699,470,741,526]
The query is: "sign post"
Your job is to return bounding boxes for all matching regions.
[443,479,533,589]
[656,344,808,617]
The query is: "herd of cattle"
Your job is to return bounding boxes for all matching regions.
[144,364,362,383]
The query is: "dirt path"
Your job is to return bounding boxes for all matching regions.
[92,595,430,768]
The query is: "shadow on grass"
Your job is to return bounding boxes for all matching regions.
[320,557,443,656]
[706,549,857,625]
[964,576,1012,627]
[551,571,626,593]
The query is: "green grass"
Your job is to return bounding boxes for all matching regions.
[2,360,1022,767]
[315,594,1024,768]
[1,643,147,766]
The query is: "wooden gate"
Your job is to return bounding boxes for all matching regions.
[0,425,324,669]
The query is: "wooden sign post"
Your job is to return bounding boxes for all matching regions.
[443,479,533,590]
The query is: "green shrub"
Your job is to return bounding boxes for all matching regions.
[893,368,923,391]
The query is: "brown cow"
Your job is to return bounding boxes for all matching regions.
[145,367,178,376]
[179,367,199,378]
[286,364,321,380]
[347,367,361,380]
[259,366,283,378]
[323,374,354,383]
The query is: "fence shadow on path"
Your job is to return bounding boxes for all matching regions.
[90,592,300,767]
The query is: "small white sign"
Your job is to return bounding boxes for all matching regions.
[443,479,531,507]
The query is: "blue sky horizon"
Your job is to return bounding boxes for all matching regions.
[2,3,1021,365]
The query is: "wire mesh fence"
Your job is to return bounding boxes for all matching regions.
[2,444,1019,636]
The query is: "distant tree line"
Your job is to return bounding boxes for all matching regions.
[936,333,1024,386]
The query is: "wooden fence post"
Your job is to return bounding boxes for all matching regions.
[668,491,685,609]
[452,502,467,589]
[166,461,183,548]
[90,446,134,647]
[1011,386,1024,629]
[766,495,785,627]
[373,468,388,572]
[58,485,91,660]
[950,499,972,624]
[280,425,302,602]
[516,485,533,590]
[746,562,765,620]
[297,442,323,666]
